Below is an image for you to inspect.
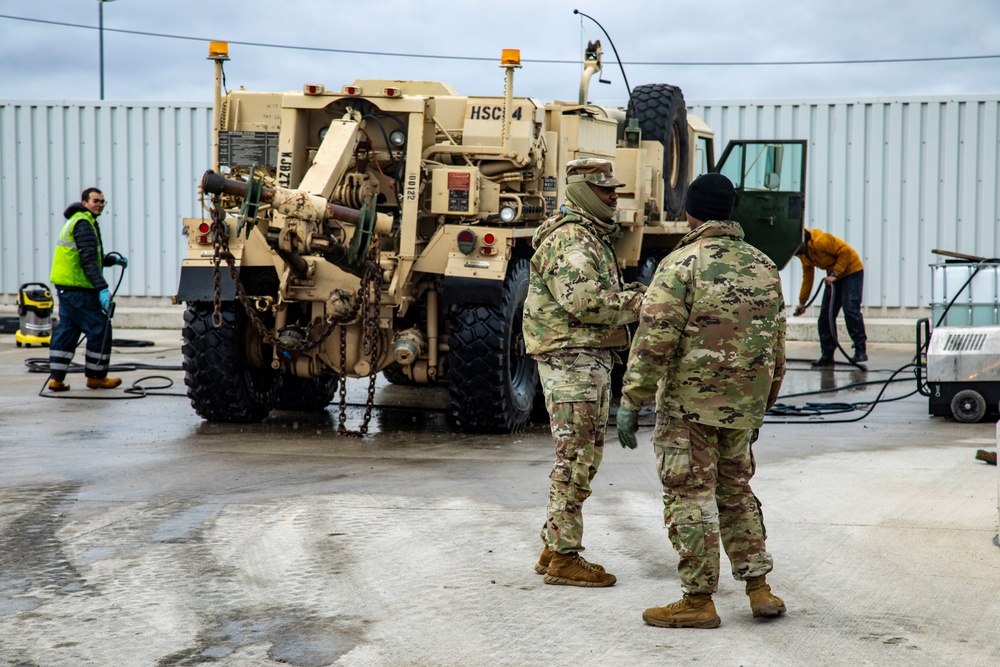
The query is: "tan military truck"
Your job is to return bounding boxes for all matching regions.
[175,40,806,433]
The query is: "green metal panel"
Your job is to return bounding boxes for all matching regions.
[715,140,807,270]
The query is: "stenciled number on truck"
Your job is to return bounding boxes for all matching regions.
[278,151,293,189]
[406,173,418,202]
[467,105,523,121]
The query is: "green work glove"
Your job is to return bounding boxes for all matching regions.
[616,407,639,449]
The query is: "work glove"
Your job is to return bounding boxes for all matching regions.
[616,407,639,449]
[114,255,128,268]
[98,288,111,312]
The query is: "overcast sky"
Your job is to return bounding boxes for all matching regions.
[2,0,998,105]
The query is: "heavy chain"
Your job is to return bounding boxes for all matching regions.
[210,196,345,352]
[210,197,226,329]
[338,239,383,437]
[208,193,384,436]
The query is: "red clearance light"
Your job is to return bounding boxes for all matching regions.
[198,222,210,234]
[304,84,325,95]
[383,86,401,97]
[342,85,362,96]
[197,235,210,244]
[483,233,496,245]
[481,246,497,256]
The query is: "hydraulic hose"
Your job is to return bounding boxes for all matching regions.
[818,279,867,370]
[35,258,184,400]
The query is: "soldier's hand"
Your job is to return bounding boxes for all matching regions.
[616,407,639,449]
[793,304,806,317]
[624,281,647,294]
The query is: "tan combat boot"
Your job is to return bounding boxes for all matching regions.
[534,546,604,575]
[543,551,616,587]
[48,379,70,392]
[86,376,122,389]
[642,593,721,629]
[745,575,786,618]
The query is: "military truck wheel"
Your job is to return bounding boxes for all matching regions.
[638,251,668,286]
[951,389,987,423]
[382,365,416,385]
[448,258,538,433]
[628,83,690,220]
[182,302,275,423]
[271,372,338,412]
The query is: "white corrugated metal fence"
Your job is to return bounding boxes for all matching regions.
[689,95,1000,315]
[2,96,998,315]
[0,101,212,301]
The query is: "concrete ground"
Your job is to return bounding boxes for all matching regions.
[0,330,997,667]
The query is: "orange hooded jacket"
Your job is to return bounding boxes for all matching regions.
[796,228,864,305]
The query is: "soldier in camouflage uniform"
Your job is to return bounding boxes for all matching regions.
[523,158,645,588]
[617,173,787,627]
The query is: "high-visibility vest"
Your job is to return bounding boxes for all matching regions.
[50,211,103,288]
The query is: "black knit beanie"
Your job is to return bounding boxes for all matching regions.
[685,173,736,222]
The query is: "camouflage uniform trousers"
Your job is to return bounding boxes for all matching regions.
[535,348,613,554]
[655,416,774,594]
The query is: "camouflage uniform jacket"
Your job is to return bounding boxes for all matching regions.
[523,204,644,355]
[620,220,786,429]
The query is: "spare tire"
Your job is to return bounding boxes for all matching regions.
[627,84,690,220]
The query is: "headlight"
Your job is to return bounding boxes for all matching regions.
[389,130,406,147]
[499,206,517,223]
[318,126,328,142]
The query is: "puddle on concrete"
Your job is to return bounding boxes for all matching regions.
[155,610,367,667]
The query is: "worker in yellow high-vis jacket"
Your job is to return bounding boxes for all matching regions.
[47,187,128,391]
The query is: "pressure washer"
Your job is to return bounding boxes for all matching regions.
[15,282,54,347]
[916,252,1000,422]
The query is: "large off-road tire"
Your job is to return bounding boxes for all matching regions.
[628,83,690,220]
[448,258,538,433]
[271,372,338,412]
[382,365,417,386]
[182,302,276,423]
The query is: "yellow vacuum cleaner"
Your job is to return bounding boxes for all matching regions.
[15,282,53,347]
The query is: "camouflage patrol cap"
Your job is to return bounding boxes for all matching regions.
[566,158,626,188]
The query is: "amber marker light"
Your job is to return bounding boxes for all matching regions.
[208,41,229,61]
[501,49,521,66]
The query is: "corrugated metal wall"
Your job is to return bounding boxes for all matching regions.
[0,101,213,301]
[2,96,998,315]
[689,95,1000,315]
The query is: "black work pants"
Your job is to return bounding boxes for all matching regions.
[817,270,866,357]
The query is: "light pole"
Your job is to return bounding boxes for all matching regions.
[99,0,117,100]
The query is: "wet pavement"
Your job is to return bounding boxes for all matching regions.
[0,330,997,666]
